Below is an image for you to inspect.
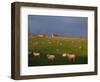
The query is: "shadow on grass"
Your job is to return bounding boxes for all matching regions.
[28,54,87,67]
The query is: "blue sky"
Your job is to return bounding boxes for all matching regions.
[28,15,88,37]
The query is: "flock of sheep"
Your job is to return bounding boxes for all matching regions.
[29,51,76,62]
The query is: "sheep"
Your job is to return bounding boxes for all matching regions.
[66,53,76,62]
[62,53,76,62]
[33,52,40,57]
[47,54,55,61]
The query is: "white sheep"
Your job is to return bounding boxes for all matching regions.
[33,52,40,57]
[47,54,55,61]
[62,53,76,62]
[66,53,76,62]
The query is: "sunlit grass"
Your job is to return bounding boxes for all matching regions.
[28,36,88,66]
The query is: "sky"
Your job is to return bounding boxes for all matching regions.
[28,15,88,37]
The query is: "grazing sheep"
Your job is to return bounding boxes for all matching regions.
[33,52,40,57]
[62,53,76,62]
[47,54,55,61]
[66,53,76,62]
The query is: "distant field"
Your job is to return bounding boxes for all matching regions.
[28,36,88,66]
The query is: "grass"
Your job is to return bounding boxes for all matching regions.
[28,36,88,66]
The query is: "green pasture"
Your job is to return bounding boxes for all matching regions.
[28,36,88,66]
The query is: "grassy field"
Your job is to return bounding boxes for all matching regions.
[28,36,88,66]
